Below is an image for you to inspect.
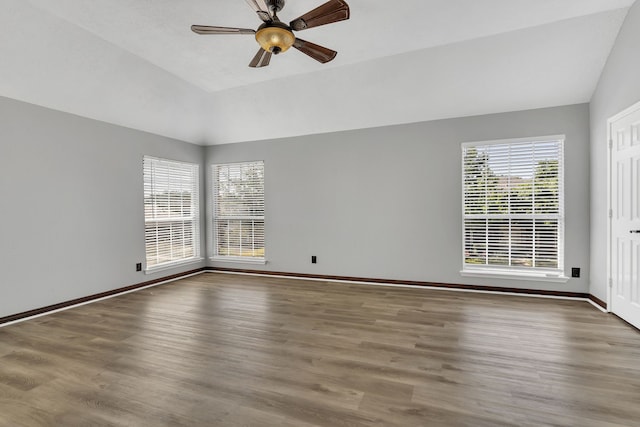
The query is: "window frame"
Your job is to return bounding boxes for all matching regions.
[460,135,568,282]
[211,161,266,264]
[143,156,201,273]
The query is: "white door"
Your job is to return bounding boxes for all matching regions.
[610,102,640,329]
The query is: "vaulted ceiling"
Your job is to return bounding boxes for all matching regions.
[1,0,635,144]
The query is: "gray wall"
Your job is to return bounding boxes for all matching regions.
[207,104,591,293]
[0,89,596,320]
[589,2,640,301]
[0,96,205,319]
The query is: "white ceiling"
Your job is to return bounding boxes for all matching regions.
[0,0,635,145]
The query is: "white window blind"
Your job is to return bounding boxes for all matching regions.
[462,136,564,276]
[212,161,265,261]
[143,156,200,270]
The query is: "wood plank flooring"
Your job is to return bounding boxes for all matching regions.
[1,272,639,426]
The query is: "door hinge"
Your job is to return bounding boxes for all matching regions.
[609,139,613,150]
[609,209,613,219]
[608,278,613,288]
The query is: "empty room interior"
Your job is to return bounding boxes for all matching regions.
[1,0,640,425]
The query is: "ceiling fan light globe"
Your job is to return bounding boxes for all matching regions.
[256,26,295,54]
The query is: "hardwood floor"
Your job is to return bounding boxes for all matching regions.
[0,273,639,426]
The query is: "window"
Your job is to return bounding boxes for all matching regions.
[143,156,200,271]
[461,136,565,279]
[212,161,265,262]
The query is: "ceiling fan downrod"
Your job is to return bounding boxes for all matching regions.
[267,0,286,14]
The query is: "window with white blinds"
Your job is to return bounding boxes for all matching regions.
[212,161,265,262]
[462,136,564,277]
[143,156,200,271]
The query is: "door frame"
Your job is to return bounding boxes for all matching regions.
[607,100,640,312]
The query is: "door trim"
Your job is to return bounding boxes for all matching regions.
[607,100,640,312]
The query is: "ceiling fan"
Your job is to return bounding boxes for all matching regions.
[191,0,350,68]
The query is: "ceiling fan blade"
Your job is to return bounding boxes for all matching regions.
[245,0,272,22]
[290,0,350,31]
[249,48,272,68]
[293,38,337,63]
[191,25,255,35]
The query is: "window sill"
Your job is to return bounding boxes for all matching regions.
[210,256,267,265]
[460,268,569,283]
[144,258,204,275]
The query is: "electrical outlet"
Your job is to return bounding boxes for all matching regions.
[571,267,580,278]
[136,263,142,272]
[311,256,317,264]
